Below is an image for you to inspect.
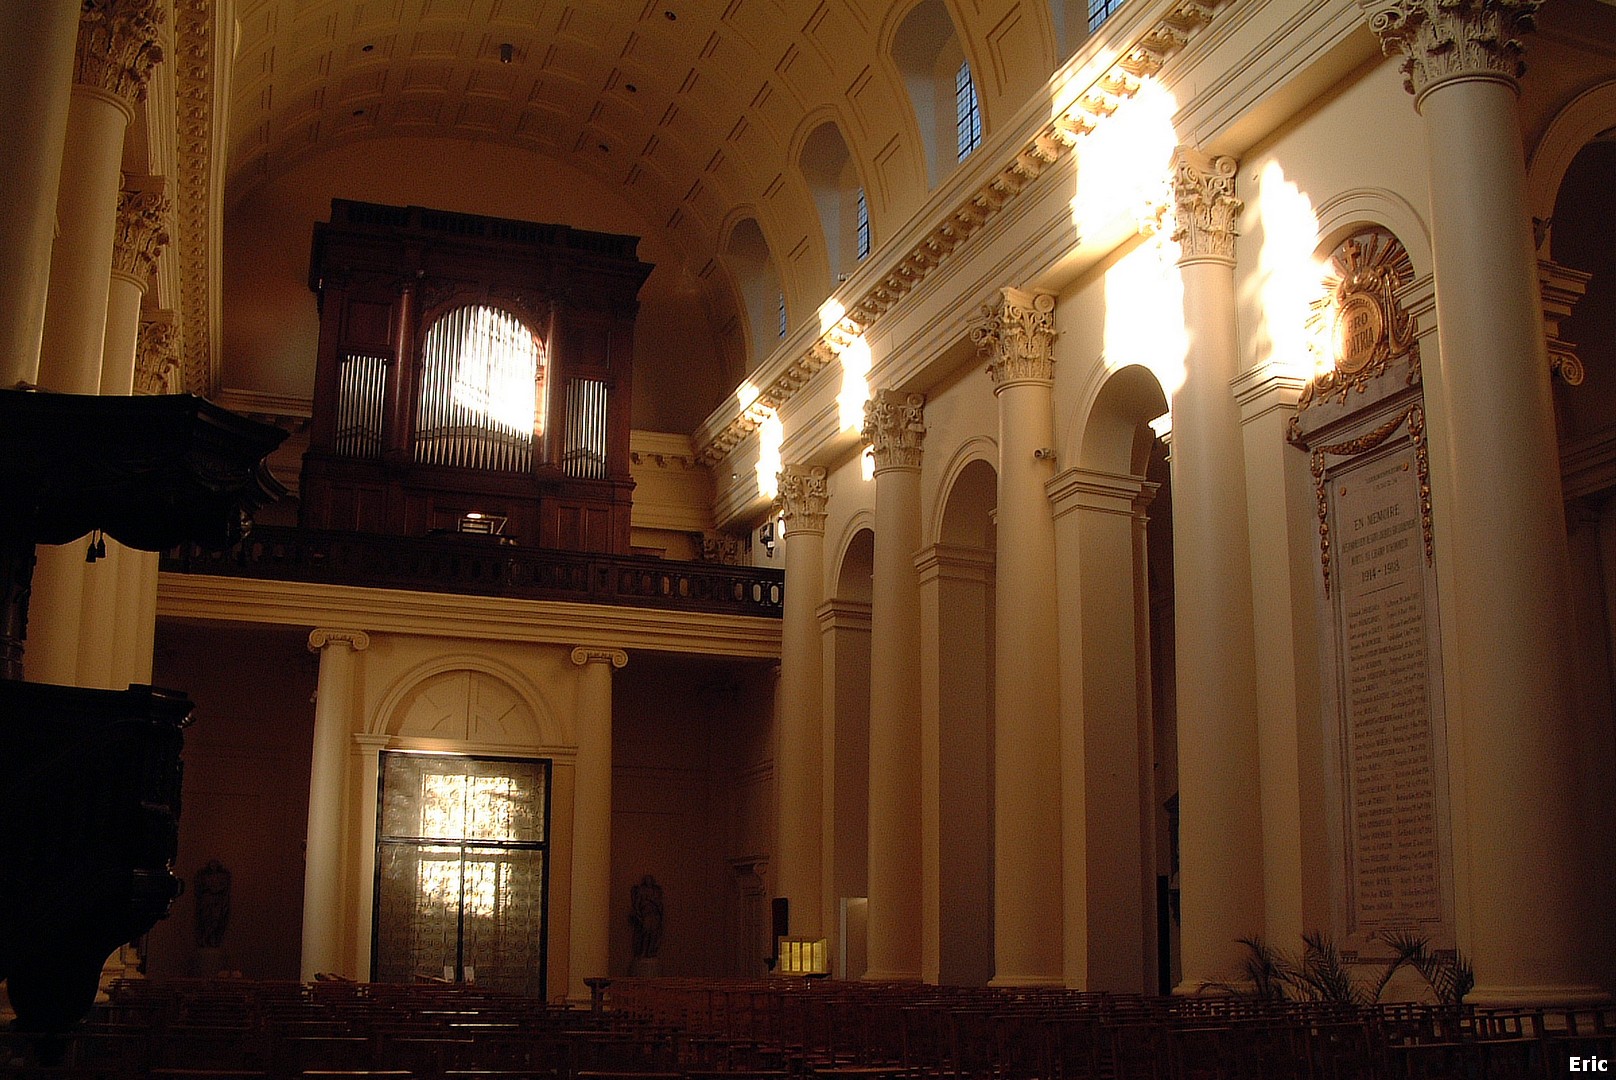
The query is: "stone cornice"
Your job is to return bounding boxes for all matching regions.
[1171,146,1242,263]
[775,465,829,535]
[1360,0,1539,100]
[75,0,165,108]
[862,390,927,472]
[159,575,782,659]
[111,187,172,285]
[972,287,1058,389]
[694,0,1229,468]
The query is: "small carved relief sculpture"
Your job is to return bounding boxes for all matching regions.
[194,859,231,949]
[630,874,664,960]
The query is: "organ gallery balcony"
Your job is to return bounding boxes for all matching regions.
[160,524,783,618]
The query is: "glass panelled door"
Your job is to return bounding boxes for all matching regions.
[374,753,551,996]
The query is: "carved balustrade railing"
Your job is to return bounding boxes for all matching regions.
[161,525,783,617]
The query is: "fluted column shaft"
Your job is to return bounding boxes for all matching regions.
[973,288,1064,986]
[1169,148,1265,991]
[302,628,370,981]
[1366,0,1599,1004]
[569,647,626,1001]
[862,390,926,981]
[0,5,79,387]
[775,466,829,939]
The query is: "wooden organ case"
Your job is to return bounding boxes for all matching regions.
[301,200,652,554]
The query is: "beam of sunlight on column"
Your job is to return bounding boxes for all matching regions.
[1102,232,1188,399]
[838,335,872,432]
[755,408,783,502]
[1251,160,1329,380]
[1073,79,1179,242]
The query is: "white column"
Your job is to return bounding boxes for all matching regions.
[1365,0,1602,1005]
[81,184,171,690]
[971,288,1064,986]
[26,0,165,687]
[111,315,179,689]
[302,628,370,982]
[861,389,926,982]
[0,4,79,387]
[1169,147,1265,991]
[774,466,829,939]
[569,646,626,1001]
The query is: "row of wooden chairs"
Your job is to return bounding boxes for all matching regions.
[4,975,1613,1079]
[604,976,1616,1080]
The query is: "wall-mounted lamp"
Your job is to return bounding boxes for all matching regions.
[1033,447,1055,461]
[760,521,775,558]
[499,42,514,64]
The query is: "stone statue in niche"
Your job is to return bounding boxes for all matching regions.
[193,859,231,949]
[629,874,664,975]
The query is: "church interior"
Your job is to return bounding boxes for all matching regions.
[3,0,1616,1070]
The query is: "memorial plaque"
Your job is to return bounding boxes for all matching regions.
[1329,443,1444,937]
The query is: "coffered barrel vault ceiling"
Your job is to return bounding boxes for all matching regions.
[224,0,1059,427]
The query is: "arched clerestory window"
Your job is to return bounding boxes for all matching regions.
[892,0,973,187]
[725,216,786,370]
[799,119,868,285]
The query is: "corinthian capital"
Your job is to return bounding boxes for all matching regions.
[971,287,1057,389]
[775,465,829,535]
[1361,0,1538,99]
[111,187,171,285]
[135,311,181,395]
[861,389,927,471]
[1171,147,1241,264]
[76,0,167,108]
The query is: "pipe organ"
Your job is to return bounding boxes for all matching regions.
[301,200,651,554]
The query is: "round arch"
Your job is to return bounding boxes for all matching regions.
[928,435,999,546]
[829,510,878,602]
[1527,79,1616,254]
[1312,187,1433,279]
[370,651,563,748]
[1076,362,1169,477]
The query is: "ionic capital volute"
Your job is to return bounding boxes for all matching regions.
[1360,0,1538,101]
[775,465,829,535]
[76,0,167,110]
[571,647,629,669]
[971,287,1057,390]
[861,389,927,472]
[308,628,371,653]
[1170,146,1241,265]
[111,184,171,286]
